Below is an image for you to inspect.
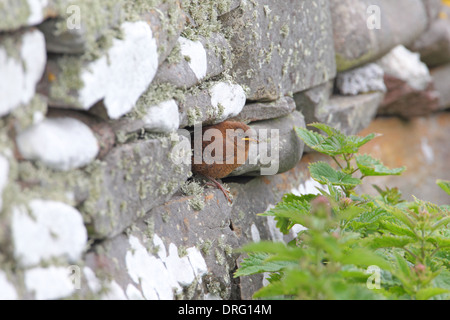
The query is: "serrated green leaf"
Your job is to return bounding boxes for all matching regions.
[234,252,297,277]
[437,180,450,196]
[308,122,343,136]
[432,216,450,231]
[394,253,412,280]
[309,162,362,187]
[346,133,378,149]
[239,241,305,262]
[294,126,326,149]
[253,269,309,298]
[416,287,450,300]
[339,249,391,270]
[356,154,406,177]
[377,201,416,229]
[426,236,450,248]
[366,235,414,249]
[380,221,417,238]
[261,196,311,234]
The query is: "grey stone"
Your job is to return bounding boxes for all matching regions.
[409,4,450,68]
[47,109,115,160]
[39,21,160,119]
[229,111,305,177]
[431,62,450,110]
[179,80,246,127]
[38,1,185,64]
[82,152,319,300]
[0,0,53,31]
[229,97,296,123]
[323,93,384,135]
[83,133,191,239]
[0,29,46,118]
[220,0,336,101]
[153,33,232,89]
[331,0,428,72]
[422,0,442,25]
[296,87,384,137]
[294,81,334,124]
[336,63,386,95]
[38,1,123,55]
[295,79,383,136]
[377,45,440,117]
[378,74,440,118]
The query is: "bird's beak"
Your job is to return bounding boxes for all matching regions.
[242,137,259,143]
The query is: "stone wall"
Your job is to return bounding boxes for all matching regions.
[0,0,449,300]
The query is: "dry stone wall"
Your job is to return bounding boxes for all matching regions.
[0,0,449,300]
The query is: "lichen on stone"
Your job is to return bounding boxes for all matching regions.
[181,180,205,211]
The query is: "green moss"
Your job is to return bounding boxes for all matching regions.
[130,83,185,120]
[53,0,124,61]
[335,51,374,73]
[166,41,183,65]
[49,56,84,107]
[181,0,231,40]
[0,0,31,31]
[10,95,47,131]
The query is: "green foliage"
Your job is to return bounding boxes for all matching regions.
[437,180,450,196]
[235,123,450,300]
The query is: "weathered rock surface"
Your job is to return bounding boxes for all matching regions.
[153,33,232,89]
[84,133,192,239]
[331,0,428,72]
[0,29,46,117]
[221,0,336,101]
[358,112,450,206]
[377,46,440,117]
[295,81,383,136]
[336,63,386,96]
[431,62,450,110]
[41,21,159,119]
[230,97,296,123]
[0,0,54,32]
[230,111,306,177]
[410,3,450,68]
[179,81,247,127]
[66,152,329,300]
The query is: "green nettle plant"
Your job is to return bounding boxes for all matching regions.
[235,123,450,300]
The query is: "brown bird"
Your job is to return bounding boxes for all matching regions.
[191,121,257,203]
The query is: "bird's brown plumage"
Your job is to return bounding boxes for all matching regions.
[191,121,253,179]
[191,121,256,203]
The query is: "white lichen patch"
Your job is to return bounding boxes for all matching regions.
[78,21,158,119]
[178,36,208,81]
[101,281,127,300]
[165,243,196,286]
[0,154,9,211]
[209,81,246,122]
[378,45,432,91]
[83,267,101,294]
[336,63,386,95]
[152,234,167,262]
[25,266,76,300]
[186,247,208,278]
[125,284,145,300]
[0,29,46,117]
[142,99,180,133]
[250,223,261,243]
[16,117,99,171]
[126,235,208,300]
[27,0,49,25]
[0,271,17,300]
[12,200,88,267]
[126,235,181,300]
